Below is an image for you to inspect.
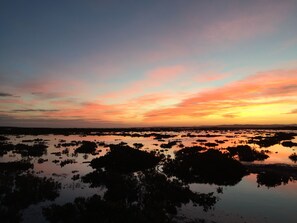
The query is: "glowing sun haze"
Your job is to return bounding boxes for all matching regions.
[1,0,297,127]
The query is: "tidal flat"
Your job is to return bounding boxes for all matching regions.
[1,127,297,223]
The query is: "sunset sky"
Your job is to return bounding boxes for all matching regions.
[1,0,297,127]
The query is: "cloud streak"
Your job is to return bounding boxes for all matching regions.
[11,109,60,112]
[143,69,297,123]
[101,65,185,100]
[287,108,297,114]
[0,92,14,97]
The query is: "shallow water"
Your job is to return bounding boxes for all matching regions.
[1,129,297,223]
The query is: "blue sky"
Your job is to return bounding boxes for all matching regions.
[1,0,297,127]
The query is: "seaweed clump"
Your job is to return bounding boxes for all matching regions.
[164,148,247,186]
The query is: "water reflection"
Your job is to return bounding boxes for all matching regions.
[163,148,247,186]
[0,161,60,222]
[45,169,217,223]
[0,128,297,222]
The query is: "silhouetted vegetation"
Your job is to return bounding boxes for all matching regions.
[215,140,226,144]
[164,149,247,185]
[71,174,80,181]
[1,125,296,136]
[256,171,293,188]
[14,143,48,157]
[0,171,60,222]
[74,141,97,153]
[90,144,161,173]
[174,146,206,157]
[196,139,207,143]
[248,132,297,147]
[246,164,297,187]
[38,158,48,164]
[1,127,297,222]
[226,145,269,162]
[289,153,297,163]
[55,140,81,148]
[0,141,15,156]
[22,138,48,143]
[46,169,217,223]
[0,135,9,141]
[60,159,77,167]
[0,141,48,157]
[160,140,179,149]
[196,134,222,138]
[204,142,218,147]
[0,161,33,171]
[133,143,144,149]
[282,141,297,148]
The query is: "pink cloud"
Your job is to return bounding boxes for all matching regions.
[134,2,293,65]
[128,93,172,105]
[200,1,291,47]
[195,72,230,83]
[3,67,297,126]
[101,65,185,99]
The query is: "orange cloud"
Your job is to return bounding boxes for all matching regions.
[2,67,296,127]
[143,69,297,123]
[287,108,297,114]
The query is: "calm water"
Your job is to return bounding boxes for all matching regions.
[1,129,297,223]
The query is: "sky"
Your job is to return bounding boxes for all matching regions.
[0,0,297,127]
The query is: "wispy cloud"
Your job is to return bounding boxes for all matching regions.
[0,114,127,128]
[11,109,60,112]
[201,2,289,45]
[287,108,297,114]
[101,65,185,100]
[143,69,297,123]
[0,92,14,97]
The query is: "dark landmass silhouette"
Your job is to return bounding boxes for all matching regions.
[0,124,297,135]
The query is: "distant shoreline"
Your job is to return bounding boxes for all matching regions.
[1,124,297,135]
